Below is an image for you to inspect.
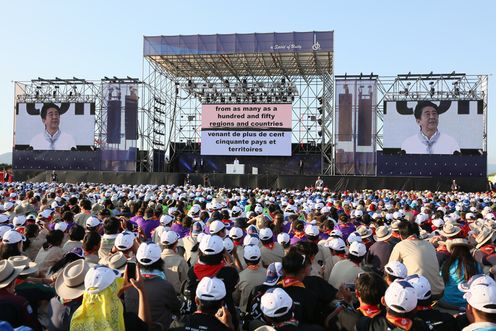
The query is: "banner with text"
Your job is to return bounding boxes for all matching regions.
[201,104,292,156]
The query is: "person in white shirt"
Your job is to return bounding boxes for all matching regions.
[401,101,460,155]
[29,103,76,150]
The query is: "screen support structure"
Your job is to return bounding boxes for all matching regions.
[375,73,488,155]
[142,56,334,174]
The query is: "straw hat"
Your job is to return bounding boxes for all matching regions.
[356,225,373,239]
[54,259,90,300]
[446,238,471,253]
[476,227,496,249]
[8,256,38,276]
[439,223,461,238]
[373,226,393,242]
[107,252,127,273]
[0,260,24,289]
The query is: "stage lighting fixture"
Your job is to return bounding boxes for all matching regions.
[53,90,57,97]
[317,97,323,104]
[282,96,287,102]
[69,91,73,97]
[317,131,322,137]
[35,90,40,98]
[317,107,323,115]
[281,77,286,85]
[242,78,248,89]
[221,97,226,103]
[267,96,272,102]
[429,82,435,97]
[223,79,230,88]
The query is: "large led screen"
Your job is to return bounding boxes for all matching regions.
[15,102,95,150]
[383,100,483,154]
[200,104,292,156]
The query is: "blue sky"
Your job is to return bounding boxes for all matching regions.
[0,0,494,163]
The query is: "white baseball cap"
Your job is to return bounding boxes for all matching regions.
[327,237,346,251]
[2,230,26,244]
[196,277,226,301]
[160,230,179,245]
[136,242,162,265]
[0,226,12,239]
[304,224,320,237]
[329,229,343,238]
[54,221,68,232]
[259,228,273,241]
[405,274,432,300]
[86,216,101,228]
[12,216,26,227]
[3,202,14,211]
[384,261,408,279]
[348,241,366,257]
[243,244,261,261]
[261,288,293,318]
[160,214,174,226]
[229,227,244,240]
[231,205,243,216]
[459,274,496,313]
[243,234,260,247]
[385,279,418,313]
[0,214,9,224]
[38,209,54,219]
[114,231,135,251]
[347,231,363,244]
[84,265,118,294]
[223,237,234,253]
[254,205,263,214]
[199,234,224,255]
[277,232,290,245]
[209,220,226,235]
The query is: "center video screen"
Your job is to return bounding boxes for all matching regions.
[200,103,292,156]
[382,100,483,155]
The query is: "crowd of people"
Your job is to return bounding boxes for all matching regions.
[0,181,495,331]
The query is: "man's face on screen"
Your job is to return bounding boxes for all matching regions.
[44,107,60,132]
[416,106,438,133]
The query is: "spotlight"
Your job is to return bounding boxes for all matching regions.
[317,97,323,104]
[429,82,435,97]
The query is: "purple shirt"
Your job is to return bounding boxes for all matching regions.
[337,223,356,241]
[170,223,190,239]
[137,218,160,240]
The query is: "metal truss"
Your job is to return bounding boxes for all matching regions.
[143,50,334,173]
[375,73,489,153]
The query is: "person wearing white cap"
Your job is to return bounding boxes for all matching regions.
[323,237,347,281]
[383,279,429,331]
[180,221,204,266]
[388,221,445,298]
[459,274,496,331]
[152,214,174,246]
[209,220,227,238]
[125,242,180,328]
[160,230,189,294]
[184,234,239,327]
[259,228,284,267]
[329,242,366,290]
[0,229,25,260]
[260,287,302,330]
[236,245,267,313]
[112,230,137,260]
[406,274,458,331]
[172,277,233,331]
[276,232,291,253]
[384,261,408,285]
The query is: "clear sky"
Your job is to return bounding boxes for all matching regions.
[0,0,494,163]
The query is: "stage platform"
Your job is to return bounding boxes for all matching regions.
[13,170,491,192]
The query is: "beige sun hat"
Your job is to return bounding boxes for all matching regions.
[475,227,496,249]
[0,260,24,289]
[8,256,38,276]
[445,238,472,253]
[356,225,373,239]
[54,259,90,300]
[439,223,462,238]
[373,226,393,242]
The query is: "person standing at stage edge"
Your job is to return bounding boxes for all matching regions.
[315,176,324,190]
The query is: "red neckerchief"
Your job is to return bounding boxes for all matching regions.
[273,318,299,329]
[416,305,432,311]
[263,242,275,249]
[247,264,260,271]
[392,232,401,239]
[335,252,346,259]
[358,304,382,318]
[279,276,305,288]
[480,244,496,255]
[193,261,225,280]
[294,231,305,239]
[386,313,413,331]
[233,240,242,247]
[406,235,418,240]
[436,245,448,253]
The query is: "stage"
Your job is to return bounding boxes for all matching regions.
[13,170,491,192]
